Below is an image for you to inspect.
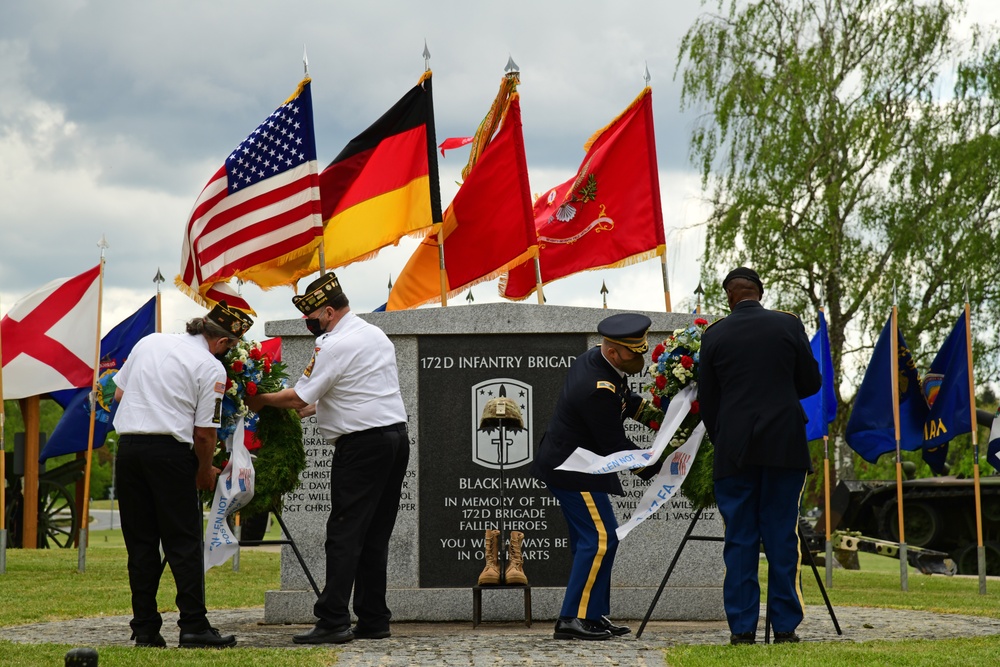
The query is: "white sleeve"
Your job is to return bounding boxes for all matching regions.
[194,360,227,429]
[293,344,340,405]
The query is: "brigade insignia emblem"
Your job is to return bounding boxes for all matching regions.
[471,378,533,470]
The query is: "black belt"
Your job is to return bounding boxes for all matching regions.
[337,422,406,446]
[118,434,188,447]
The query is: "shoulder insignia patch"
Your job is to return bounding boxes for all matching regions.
[214,382,225,394]
[704,316,725,331]
[596,380,616,393]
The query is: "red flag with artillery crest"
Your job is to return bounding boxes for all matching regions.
[499,87,665,300]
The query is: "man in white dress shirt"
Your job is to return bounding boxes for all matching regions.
[247,271,409,645]
[113,301,252,649]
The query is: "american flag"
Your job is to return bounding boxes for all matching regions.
[670,451,691,476]
[177,78,323,314]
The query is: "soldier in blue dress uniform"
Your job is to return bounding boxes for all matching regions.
[533,313,658,641]
[698,267,822,645]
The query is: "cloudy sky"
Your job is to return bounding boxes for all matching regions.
[2,0,998,342]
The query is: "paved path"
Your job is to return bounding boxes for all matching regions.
[2,605,999,665]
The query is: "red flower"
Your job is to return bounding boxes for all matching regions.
[225,378,233,390]
[232,360,244,373]
[655,375,667,389]
[246,381,258,396]
[263,358,272,373]
[651,343,666,362]
[680,355,694,369]
[249,347,263,360]
[652,395,661,408]
[690,400,700,415]
[649,420,660,432]
[694,317,708,326]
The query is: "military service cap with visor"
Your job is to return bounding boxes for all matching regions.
[598,313,652,354]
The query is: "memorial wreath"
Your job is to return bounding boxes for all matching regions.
[207,339,306,517]
[640,318,716,510]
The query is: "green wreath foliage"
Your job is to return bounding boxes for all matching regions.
[241,405,305,517]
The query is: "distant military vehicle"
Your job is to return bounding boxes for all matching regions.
[825,409,1000,575]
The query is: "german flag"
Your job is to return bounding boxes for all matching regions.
[249,71,442,286]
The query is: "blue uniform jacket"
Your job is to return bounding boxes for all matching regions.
[532,346,649,495]
[698,300,823,480]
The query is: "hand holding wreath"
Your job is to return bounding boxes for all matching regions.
[206,339,306,517]
[641,317,716,510]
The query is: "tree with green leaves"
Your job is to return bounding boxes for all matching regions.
[678,0,1000,478]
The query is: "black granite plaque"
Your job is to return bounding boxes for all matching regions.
[418,333,586,588]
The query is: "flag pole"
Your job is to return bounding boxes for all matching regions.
[532,257,545,305]
[820,307,833,588]
[660,253,672,312]
[644,62,670,314]
[79,237,108,573]
[303,48,327,277]
[0,300,7,574]
[437,236,449,307]
[153,268,164,333]
[964,289,987,594]
[890,287,908,591]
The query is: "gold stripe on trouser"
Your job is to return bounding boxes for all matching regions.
[577,492,608,619]
[793,476,807,615]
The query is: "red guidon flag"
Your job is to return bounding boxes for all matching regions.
[1,265,100,400]
[500,87,665,300]
[388,77,535,310]
[177,78,323,315]
[249,71,442,286]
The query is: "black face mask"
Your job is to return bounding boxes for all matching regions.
[305,318,325,336]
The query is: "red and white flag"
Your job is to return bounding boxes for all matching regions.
[1,265,100,400]
[176,78,323,315]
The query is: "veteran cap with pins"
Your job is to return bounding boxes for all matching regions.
[206,301,253,339]
[598,313,652,354]
[722,266,764,295]
[292,272,345,315]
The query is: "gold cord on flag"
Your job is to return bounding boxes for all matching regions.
[462,73,519,180]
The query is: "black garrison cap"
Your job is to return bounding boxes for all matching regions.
[292,272,344,315]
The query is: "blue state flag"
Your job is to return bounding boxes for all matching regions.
[40,298,157,462]
[801,310,838,441]
[845,315,928,463]
[921,312,972,474]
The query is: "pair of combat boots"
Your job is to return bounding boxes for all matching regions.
[477,529,528,586]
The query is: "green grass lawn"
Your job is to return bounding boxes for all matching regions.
[1,535,998,666]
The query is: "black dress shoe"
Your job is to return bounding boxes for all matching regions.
[353,625,391,639]
[292,624,354,644]
[599,615,631,637]
[773,631,800,644]
[131,631,166,648]
[730,631,756,645]
[553,617,612,641]
[178,627,237,648]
